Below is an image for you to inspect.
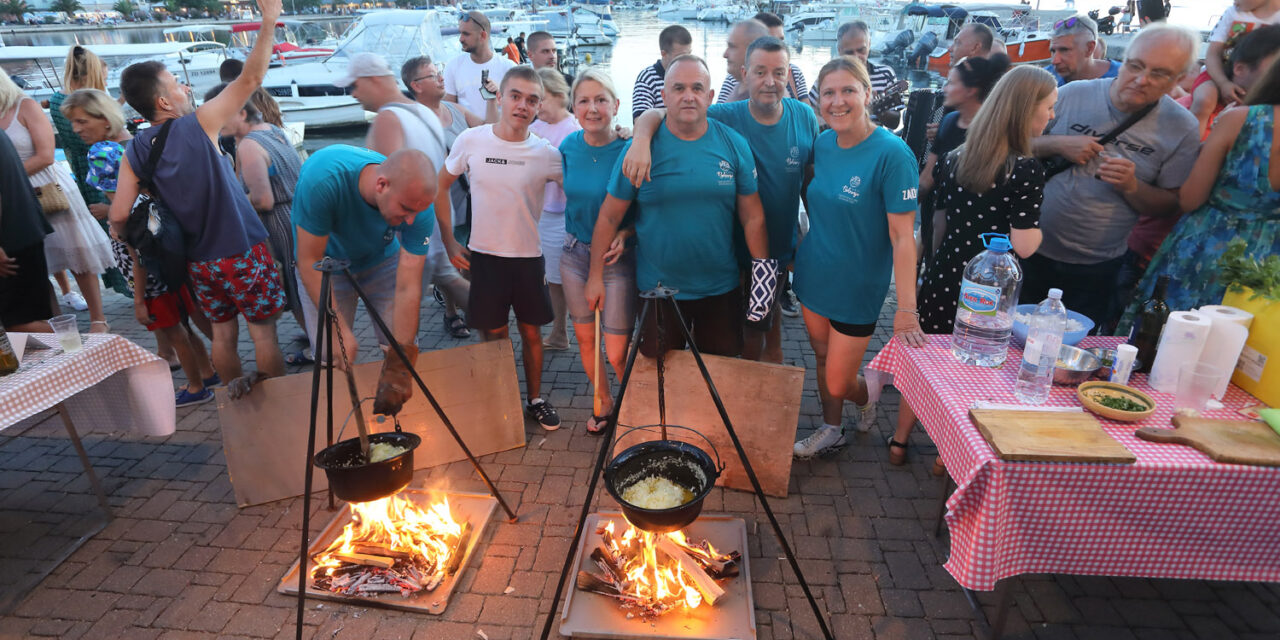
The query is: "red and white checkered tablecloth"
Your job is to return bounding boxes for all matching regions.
[868,335,1280,592]
[0,333,175,437]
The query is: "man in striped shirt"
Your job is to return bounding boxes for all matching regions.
[716,12,809,104]
[808,20,901,128]
[631,25,693,120]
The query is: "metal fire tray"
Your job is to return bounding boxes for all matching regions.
[277,488,496,615]
[559,512,755,640]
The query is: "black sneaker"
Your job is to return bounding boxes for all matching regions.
[431,284,447,307]
[780,290,800,317]
[526,398,561,431]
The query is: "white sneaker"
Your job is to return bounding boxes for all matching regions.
[60,291,88,311]
[854,401,878,433]
[793,425,847,459]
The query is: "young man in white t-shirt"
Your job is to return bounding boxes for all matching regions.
[443,11,516,115]
[435,66,565,431]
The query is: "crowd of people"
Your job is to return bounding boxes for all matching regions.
[1,0,1277,462]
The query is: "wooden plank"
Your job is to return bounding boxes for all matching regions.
[1135,416,1280,467]
[330,552,394,569]
[969,408,1136,464]
[615,352,803,498]
[217,340,526,507]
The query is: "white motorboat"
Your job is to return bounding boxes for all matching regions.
[656,1,699,21]
[0,41,229,99]
[163,21,337,64]
[261,9,459,129]
[696,4,751,23]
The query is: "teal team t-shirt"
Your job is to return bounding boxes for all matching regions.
[560,131,630,244]
[291,145,434,272]
[794,128,918,325]
[608,119,758,300]
[707,97,818,262]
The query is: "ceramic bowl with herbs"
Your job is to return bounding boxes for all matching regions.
[1077,381,1157,422]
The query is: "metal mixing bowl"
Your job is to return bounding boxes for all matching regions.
[1052,344,1102,385]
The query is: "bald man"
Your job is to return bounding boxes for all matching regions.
[292,144,439,413]
[716,19,770,103]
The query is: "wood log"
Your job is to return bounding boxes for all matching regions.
[590,545,625,585]
[330,551,395,569]
[446,521,473,575]
[656,536,724,606]
[576,570,620,596]
[352,543,412,560]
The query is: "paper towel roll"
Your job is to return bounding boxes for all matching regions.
[1199,316,1250,399]
[1148,311,1214,393]
[1198,305,1254,330]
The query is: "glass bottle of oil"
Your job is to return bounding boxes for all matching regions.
[0,322,19,376]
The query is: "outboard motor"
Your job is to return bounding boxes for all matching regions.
[882,29,915,58]
[908,31,938,69]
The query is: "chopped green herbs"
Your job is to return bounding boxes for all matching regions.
[1094,393,1148,412]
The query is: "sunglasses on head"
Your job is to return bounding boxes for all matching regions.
[1054,16,1080,30]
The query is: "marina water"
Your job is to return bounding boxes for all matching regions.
[951,234,1021,368]
[1014,289,1067,405]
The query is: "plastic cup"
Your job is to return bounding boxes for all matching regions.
[1174,362,1221,415]
[48,314,82,354]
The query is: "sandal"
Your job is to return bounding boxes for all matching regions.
[586,414,609,436]
[444,314,471,339]
[89,320,110,334]
[887,436,908,466]
[285,348,314,366]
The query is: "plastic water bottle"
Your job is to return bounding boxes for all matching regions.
[951,234,1023,367]
[1014,289,1068,405]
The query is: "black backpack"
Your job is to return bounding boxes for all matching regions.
[124,120,189,292]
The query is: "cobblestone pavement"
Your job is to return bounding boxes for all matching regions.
[2,285,1278,640]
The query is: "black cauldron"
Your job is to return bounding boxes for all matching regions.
[603,435,720,534]
[314,431,421,503]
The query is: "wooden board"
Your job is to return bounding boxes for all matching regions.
[615,351,803,498]
[1135,416,1280,467]
[969,408,1136,464]
[218,340,526,507]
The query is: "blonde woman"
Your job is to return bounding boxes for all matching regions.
[792,56,923,459]
[530,67,581,352]
[889,66,1055,465]
[48,45,130,303]
[559,68,635,434]
[0,74,114,332]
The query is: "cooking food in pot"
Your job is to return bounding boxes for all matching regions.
[621,475,694,510]
[368,442,408,463]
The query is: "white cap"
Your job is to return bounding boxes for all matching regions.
[1048,288,1063,299]
[333,52,395,87]
[1116,344,1138,356]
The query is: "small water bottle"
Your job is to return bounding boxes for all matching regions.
[951,234,1023,367]
[1014,288,1067,405]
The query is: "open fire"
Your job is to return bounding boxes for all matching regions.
[310,495,472,598]
[576,520,741,618]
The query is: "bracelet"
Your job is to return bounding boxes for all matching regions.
[896,309,919,316]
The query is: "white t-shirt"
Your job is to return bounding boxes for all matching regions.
[1210,6,1280,44]
[443,53,515,115]
[378,101,449,256]
[444,124,563,258]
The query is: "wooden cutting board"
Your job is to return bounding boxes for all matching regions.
[1134,415,1280,467]
[969,408,1137,463]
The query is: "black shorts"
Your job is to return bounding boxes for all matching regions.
[831,319,876,338]
[640,288,743,359]
[467,251,553,331]
[0,241,57,328]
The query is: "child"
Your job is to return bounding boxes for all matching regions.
[1189,0,1280,137]
[1181,24,1280,139]
[86,141,221,407]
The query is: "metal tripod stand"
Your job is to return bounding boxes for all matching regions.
[294,258,519,639]
[538,286,835,640]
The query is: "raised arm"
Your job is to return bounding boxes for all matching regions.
[196,0,282,140]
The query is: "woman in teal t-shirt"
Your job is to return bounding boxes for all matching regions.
[558,68,637,434]
[792,57,926,460]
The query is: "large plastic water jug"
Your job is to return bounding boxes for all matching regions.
[951,233,1023,367]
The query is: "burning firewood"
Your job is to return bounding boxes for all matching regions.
[446,521,473,575]
[330,551,395,569]
[655,536,724,606]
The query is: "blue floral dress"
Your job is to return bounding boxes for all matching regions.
[1118,104,1280,331]
[88,140,166,299]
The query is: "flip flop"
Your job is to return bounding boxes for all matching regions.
[444,314,471,339]
[586,414,609,435]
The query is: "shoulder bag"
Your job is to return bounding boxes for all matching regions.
[123,120,189,291]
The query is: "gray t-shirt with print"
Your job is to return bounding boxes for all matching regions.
[1037,78,1199,264]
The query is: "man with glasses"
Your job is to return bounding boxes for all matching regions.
[1025,23,1200,331]
[1048,15,1122,86]
[444,11,514,116]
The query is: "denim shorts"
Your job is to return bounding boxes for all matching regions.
[559,237,636,336]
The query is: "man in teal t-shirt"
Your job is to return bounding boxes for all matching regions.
[587,55,773,359]
[291,144,437,404]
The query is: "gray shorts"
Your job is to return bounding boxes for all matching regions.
[559,237,637,336]
[297,252,397,356]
